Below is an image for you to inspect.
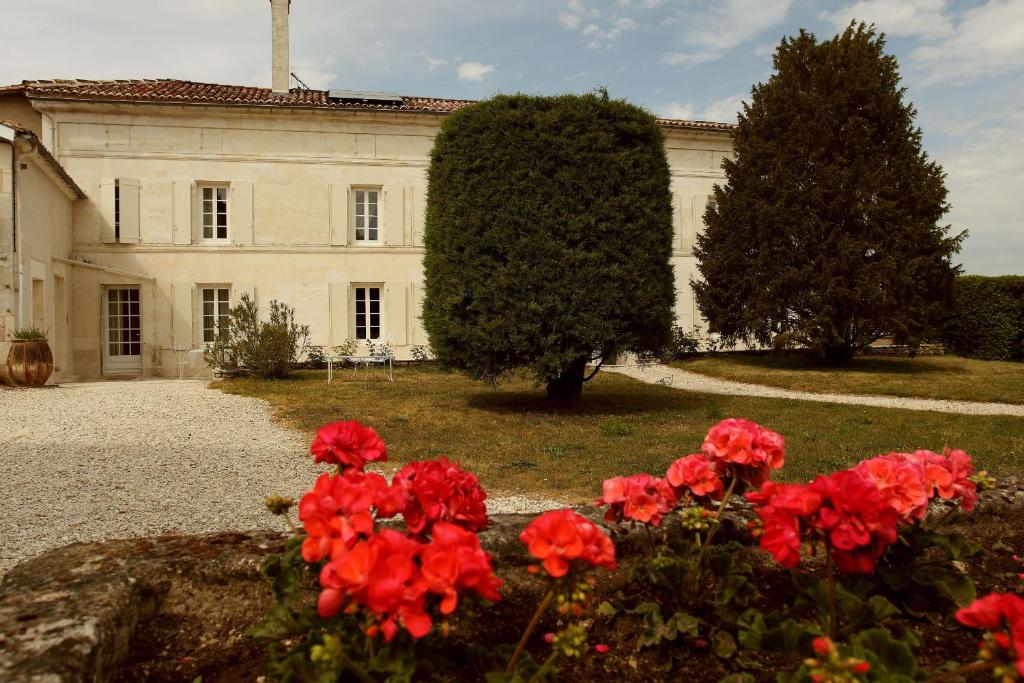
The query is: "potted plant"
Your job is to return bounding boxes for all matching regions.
[7,327,54,387]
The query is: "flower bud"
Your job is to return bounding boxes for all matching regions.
[264,495,295,515]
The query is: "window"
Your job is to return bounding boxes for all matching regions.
[353,286,381,340]
[201,185,229,241]
[201,287,231,343]
[353,188,380,243]
[114,180,120,240]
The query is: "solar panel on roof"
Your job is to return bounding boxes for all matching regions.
[327,89,403,104]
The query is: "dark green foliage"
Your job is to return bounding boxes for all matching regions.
[944,275,1024,361]
[693,23,962,364]
[422,92,675,400]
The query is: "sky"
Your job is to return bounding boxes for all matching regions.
[1,0,1021,275]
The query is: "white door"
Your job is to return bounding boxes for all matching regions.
[103,287,142,374]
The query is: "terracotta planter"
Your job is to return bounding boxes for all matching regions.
[7,338,54,387]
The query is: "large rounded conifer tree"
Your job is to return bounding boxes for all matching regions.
[422,92,675,400]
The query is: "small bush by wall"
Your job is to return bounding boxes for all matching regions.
[944,275,1024,361]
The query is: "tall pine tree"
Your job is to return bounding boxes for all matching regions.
[693,23,963,363]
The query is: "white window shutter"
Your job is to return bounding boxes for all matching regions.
[329,183,348,245]
[383,184,405,246]
[231,181,254,245]
[98,178,116,243]
[671,189,683,253]
[329,282,350,345]
[683,195,699,254]
[119,178,141,243]
[171,283,194,348]
[232,283,256,308]
[412,184,426,247]
[172,180,193,245]
[387,283,408,345]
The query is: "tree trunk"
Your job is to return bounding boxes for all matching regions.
[822,342,854,366]
[546,357,588,402]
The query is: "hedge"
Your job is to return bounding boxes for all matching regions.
[944,275,1024,361]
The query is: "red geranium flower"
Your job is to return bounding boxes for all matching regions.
[908,448,978,511]
[597,473,677,526]
[956,593,1024,677]
[298,470,392,562]
[420,521,503,613]
[310,420,388,470]
[701,418,785,487]
[666,453,725,500]
[520,509,616,578]
[853,454,931,521]
[748,470,900,573]
[392,457,489,538]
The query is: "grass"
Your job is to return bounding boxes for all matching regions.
[669,354,1024,405]
[215,367,1024,503]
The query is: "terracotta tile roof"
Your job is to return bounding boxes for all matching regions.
[3,79,734,132]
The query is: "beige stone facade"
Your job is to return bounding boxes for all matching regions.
[0,89,731,381]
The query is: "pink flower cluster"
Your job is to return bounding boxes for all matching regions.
[520,509,617,578]
[748,447,979,573]
[297,420,500,641]
[596,419,785,527]
[597,474,677,526]
[956,593,1024,677]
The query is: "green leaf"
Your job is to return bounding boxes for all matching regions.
[633,603,700,648]
[719,675,756,683]
[249,603,301,640]
[911,564,976,606]
[597,600,618,618]
[711,630,737,659]
[850,628,918,679]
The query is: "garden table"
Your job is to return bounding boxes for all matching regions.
[327,354,394,383]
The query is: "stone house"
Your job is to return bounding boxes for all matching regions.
[0,0,732,382]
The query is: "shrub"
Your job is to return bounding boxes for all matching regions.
[305,345,327,369]
[944,275,1024,361]
[422,90,675,401]
[203,293,309,378]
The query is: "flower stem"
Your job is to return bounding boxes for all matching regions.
[506,585,556,674]
[644,524,657,555]
[688,476,738,592]
[924,660,997,682]
[283,511,299,535]
[825,543,836,640]
[526,651,560,683]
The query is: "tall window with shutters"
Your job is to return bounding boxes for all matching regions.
[352,187,381,243]
[353,285,382,340]
[201,287,231,343]
[200,184,230,241]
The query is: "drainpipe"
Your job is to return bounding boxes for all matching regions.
[0,124,18,329]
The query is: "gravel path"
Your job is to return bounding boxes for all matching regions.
[609,363,1024,416]
[0,380,561,576]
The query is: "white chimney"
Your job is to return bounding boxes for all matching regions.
[270,0,290,95]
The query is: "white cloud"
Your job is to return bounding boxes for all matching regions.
[661,0,793,66]
[822,0,954,39]
[700,93,746,123]
[911,0,1024,84]
[557,0,638,50]
[289,57,337,90]
[660,102,695,120]
[457,61,495,81]
[936,106,1024,274]
[422,53,448,71]
[659,94,745,123]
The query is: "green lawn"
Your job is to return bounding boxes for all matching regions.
[670,354,1024,405]
[215,367,1023,503]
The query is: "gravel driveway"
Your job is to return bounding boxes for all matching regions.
[0,380,560,576]
[609,363,1024,416]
